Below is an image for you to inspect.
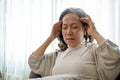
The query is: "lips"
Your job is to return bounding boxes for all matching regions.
[66,38,75,40]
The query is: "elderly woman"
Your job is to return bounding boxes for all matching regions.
[28,8,120,80]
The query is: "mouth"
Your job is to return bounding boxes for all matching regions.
[66,38,75,40]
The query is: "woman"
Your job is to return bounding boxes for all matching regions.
[28,8,120,80]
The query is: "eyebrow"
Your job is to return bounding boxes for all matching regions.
[62,23,77,26]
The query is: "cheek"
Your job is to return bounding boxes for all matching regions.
[76,30,84,38]
[61,30,66,39]
[61,29,65,35]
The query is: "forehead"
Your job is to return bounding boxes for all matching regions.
[62,13,80,23]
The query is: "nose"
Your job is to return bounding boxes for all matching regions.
[66,27,72,35]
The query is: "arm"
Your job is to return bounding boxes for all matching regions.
[94,40,120,80]
[80,15,105,46]
[80,16,120,80]
[33,21,62,56]
[91,30,105,46]
[28,52,58,77]
[33,37,54,56]
[28,21,62,76]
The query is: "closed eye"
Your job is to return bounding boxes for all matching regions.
[71,24,78,29]
[71,26,78,29]
[62,25,68,29]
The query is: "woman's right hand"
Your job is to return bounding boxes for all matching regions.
[49,21,62,39]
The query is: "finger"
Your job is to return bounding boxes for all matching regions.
[80,17,89,24]
[87,15,92,22]
[86,15,95,25]
[54,21,62,28]
[53,21,62,32]
[80,16,94,27]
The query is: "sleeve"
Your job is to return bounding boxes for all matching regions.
[93,39,120,80]
[28,51,58,77]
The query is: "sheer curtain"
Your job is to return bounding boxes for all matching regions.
[0,0,120,80]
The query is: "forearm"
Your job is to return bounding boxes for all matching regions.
[33,36,54,56]
[92,30,105,46]
[95,40,120,80]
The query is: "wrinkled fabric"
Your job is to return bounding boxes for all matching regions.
[93,40,120,80]
[28,74,81,80]
[28,40,120,80]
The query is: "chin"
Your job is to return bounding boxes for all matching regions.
[67,42,76,47]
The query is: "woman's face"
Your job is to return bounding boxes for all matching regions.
[62,13,84,47]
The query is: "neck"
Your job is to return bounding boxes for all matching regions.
[68,39,84,48]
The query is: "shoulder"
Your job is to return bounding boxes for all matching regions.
[87,42,97,48]
[45,49,61,59]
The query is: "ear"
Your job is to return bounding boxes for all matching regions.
[83,27,94,43]
[83,26,88,34]
[83,27,89,42]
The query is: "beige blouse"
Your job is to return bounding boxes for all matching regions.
[28,40,120,80]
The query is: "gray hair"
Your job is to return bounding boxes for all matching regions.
[59,8,87,20]
[58,8,92,51]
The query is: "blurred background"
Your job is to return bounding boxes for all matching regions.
[0,0,120,80]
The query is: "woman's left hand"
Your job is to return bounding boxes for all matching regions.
[80,15,105,46]
[80,15,96,36]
